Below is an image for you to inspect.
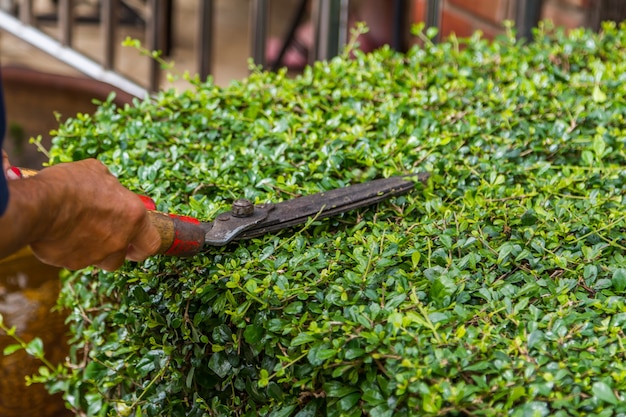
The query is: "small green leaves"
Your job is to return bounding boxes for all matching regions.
[42,20,626,417]
[121,36,175,71]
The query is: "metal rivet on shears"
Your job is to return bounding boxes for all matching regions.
[231,199,254,218]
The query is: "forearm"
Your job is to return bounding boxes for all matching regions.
[0,176,59,259]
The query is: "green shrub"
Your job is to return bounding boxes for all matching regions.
[42,22,626,416]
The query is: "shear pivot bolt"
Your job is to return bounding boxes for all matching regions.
[232,199,254,217]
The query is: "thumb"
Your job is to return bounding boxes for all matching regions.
[125,215,163,262]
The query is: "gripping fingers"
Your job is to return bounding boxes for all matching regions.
[126,226,162,262]
[96,250,128,272]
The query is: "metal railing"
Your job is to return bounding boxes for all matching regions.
[0,0,451,97]
[0,0,546,97]
[0,0,196,97]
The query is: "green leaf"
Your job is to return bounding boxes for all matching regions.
[84,361,109,380]
[344,347,365,360]
[422,391,442,413]
[324,382,358,397]
[268,405,298,417]
[284,301,303,315]
[426,26,439,39]
[368,404,394,417]
[185,367,195,389]
[592,381,619,405]
[3,343,22,356]
[429,274,456,303]
[338,392,361,411]
[258,369,270,388]
[135,354,157,376]
[464,361,491,372]
[507,385,525,407]
[361,384,385,405]
[521,210,537,226]
[498,242,513,264]
[307,344,336,366]
[208,352,232,378]
[243,324,264,344]
[24,337,44,357]
[411,251,421,268]
[612,268,626,292]
[294,398,321,417]
[593,135,606,159]
[267,381,284,400]
[592,85,607,103]
[291,332,317,347]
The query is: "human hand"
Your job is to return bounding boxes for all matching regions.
[24,159,162,270]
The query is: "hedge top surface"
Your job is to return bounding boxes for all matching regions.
[41,22,626,416]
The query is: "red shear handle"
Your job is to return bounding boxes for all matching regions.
[147,211,206,257]
[139,195,206,256]
[139,196,206,256]
[138,195,157,211]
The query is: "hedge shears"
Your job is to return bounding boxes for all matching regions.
[17,167,429,257]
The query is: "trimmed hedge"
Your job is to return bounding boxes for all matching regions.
[42,22,626,416]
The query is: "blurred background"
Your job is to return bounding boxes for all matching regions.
[0,1,618,91]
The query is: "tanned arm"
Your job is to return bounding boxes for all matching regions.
[0,158,161,271]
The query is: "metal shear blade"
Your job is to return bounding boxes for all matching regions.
[204,173,429,245]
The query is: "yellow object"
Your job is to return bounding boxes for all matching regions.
[0,246,34,265]
[19,167,38,177]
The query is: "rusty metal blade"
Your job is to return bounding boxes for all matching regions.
[235,172,429,240]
